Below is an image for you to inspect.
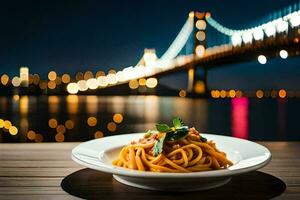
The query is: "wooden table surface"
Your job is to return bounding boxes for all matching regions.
[0,142,299,200]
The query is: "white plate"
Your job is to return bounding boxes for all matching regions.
[71,133,271,191]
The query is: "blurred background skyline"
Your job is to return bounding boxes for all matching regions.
[1,0,299,90]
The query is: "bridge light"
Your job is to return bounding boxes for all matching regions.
[12,76,21,87]
[264,23,276,37]
[195,45,205,57]
[196,31,206,41]
[231,34,242,46]
[189,11,194,18]
[97,76,108,87]
[106,73,117,85]
[86,78,98,90]
[242,32,253,43]
[253,28,264,40]
[77,80,88,91]
[196,20,206,30]
[279,50,288,59]
[290,14,300,27]
[146,78,158,88]
[276,19,289,33]
[258,55,267,64]
[67,83,79,94]
[129,79,139,89]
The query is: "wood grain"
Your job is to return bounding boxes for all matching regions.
[0,142,299,199]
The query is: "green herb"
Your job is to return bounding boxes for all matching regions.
[144,130,153,138]
[165,127,189,141]
[172,117,184,128]
[155,124,171,133]
[153,134,166,156]
[200,136,207,142]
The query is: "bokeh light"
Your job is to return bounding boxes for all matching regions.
[279,89,286,98]
[179,90,187,97]
[55,133,65,142]
[113,113,123,123]
[87,117,97,127]
[9,126,18,135]
[67,83,79,94]
[1,74,9,86]
[107,122,117,132]
[146,78,158,88]
[94,131,104,138]
[62,74,71,84]
[48,71,57,81]
[65,120,74,130]
[48,118,58,128]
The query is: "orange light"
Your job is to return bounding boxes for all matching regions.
[75,72,84,81]
[87,117,97,127]
[48,118,58,128]
[195,12,205,19]
[35,133,44,142]
[278,89,286,98]
[94,131,104,138]
[138,78,146,86]
[4,120,12,129]
[48,71,57,81]
[62,74,71,84]
[84,71,94,80]
[39,81,47,90]
[229,90,236,98]
[96,71,105,78]
[65,120,74,129]
[113,113,123,124]
[256,90,264,98]
[27,130,36,140]
[179,89,187,97]
[47,81,56,89]
[235,90,243,98]
[33,74,40,85]
[9,126,18,135]
[194,81,205,94]
[107,122,117,132]
[55,133,65,142]
[220,90,226,98]
[1,74,9,86]
[56,124,66,134]
[108,69,117,74]
[129,80,139,89]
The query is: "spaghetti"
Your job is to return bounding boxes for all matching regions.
[113,118,233,172]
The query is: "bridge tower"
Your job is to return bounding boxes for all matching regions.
[187,11,209,96]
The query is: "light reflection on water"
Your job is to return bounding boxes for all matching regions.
[0,95,299,143]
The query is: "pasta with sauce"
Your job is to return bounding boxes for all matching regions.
[112,118,233,172]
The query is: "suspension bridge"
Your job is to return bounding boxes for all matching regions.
[64,3,300,96]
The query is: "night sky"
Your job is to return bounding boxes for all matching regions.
[0,0,299,90]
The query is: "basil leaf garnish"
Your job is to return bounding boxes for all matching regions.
[156,124,171,132]
[165,127,189,141]
[153,135,166,156]
[172,117,184,128]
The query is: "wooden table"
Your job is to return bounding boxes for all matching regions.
[0,142,299,200]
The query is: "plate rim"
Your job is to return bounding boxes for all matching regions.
[71,133,272,178]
